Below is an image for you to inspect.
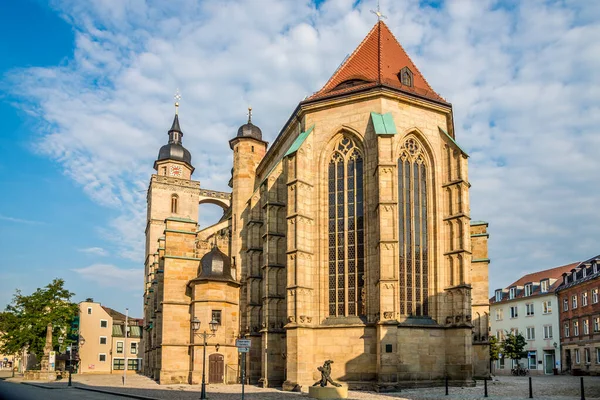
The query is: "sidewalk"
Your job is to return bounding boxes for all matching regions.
[3,373,600,400]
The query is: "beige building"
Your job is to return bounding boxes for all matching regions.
[78,300,143,374]
[143,21,490,390]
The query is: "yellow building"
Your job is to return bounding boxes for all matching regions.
[78,300,143,374]
[143,21,490,390]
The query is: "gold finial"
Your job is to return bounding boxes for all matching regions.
[174,88,182,115]
[247,106,252,123]
[370,0,387,21]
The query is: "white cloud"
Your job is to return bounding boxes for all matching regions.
[7,0,600,290]
[78,247,109,256]
[72,264,141,291]
[0,214,44,225]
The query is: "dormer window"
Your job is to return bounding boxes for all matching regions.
[398,67,413,87]
[540,279,549,293]
[524,283,533,297]
[583,268,587,278]
[509,287,516,299]
[593,263,598,274]
[495,290,502,302]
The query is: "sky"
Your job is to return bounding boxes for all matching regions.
[0,0,598,318]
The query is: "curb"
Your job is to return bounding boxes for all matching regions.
[21,381,66,389]
[74,386,161,400]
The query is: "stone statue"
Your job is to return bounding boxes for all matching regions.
[313,360,341,387]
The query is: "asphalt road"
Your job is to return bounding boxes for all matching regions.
[0,380,127,400]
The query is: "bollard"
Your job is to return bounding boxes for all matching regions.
[484,377,488,398]
[581,377,585,400]
[529,376,532,398]
[445,376,449,396]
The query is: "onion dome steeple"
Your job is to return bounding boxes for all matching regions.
[154,90,193,170]
[236,107,263,141]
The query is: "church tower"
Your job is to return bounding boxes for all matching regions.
[143,101,201,382]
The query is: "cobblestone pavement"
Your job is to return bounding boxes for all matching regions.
[4,373,600,400]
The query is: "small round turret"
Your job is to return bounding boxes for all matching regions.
[236,107,262,140]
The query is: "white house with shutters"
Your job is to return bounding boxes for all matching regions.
[490,262,579,375]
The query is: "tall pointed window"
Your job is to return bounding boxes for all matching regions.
[171,194,178,214]
[398,137,429,316]
[328,136,365,317]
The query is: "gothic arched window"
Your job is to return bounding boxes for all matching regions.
[398,137,429,316]
[171,194,178,214]
[328,136,365,317]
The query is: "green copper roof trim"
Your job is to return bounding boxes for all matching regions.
[470,220,489,226]
[284,124,314,157]
[165,216,196,223]
[439,127,468,157]
[371,112,398,135]
[472,258,491,263]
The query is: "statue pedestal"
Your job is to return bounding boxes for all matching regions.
[308,385,348,399]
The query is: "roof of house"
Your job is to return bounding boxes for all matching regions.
[305,21,446,104]
[490,262,580,304]
[555,254,600,293]
[102,306,143,324]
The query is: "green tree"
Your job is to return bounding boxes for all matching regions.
[0,279,78,360]
[501,331,527,365]
[489,335,501,362]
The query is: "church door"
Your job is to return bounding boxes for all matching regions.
[209,354,224,383]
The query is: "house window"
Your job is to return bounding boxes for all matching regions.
[563,298,569,311]
[564,323,570,337]
[583,319,589,335]
[526,327,535,340]
[509,287,516,299]
[171,194,178,213]
[596,348,600,364]
[499,357,505,369]
[540,279,549,293]
[583,268,587,278]
[510,306,518,318]
[99,354,106,362]
[116,341,124,354]
[328,136,365,317]
[582,292,588,306]
[496,330,504,340]
[128,359,140,371]
[574,320,579,336]
[542,301,552,314]
[575,349,580,364]
[510,328,519,336]
[594,263,598,274]
[211,310,222,325]
[528,351,537,369]
[113,358,125,370]
[87,307,92,314]
[131,342,138,355]
[594,317,600,332]
[495,290,502,302]
[585,348,591,364]
[99,336,107,345]
[100,320,108,328]
[495,308,503,321]
[592,288,598,304]
[524,284,533,297]
[398,137,428,316]
[543,325,553,339]
[572,295,578,309]
[526,303,534,316]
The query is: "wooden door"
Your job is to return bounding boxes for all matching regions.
[209,354,224,383]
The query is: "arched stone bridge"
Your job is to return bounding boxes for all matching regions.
[199,189,231,210]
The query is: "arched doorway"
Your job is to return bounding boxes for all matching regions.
[209,354,224,383]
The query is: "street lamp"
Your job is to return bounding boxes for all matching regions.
[192,317,219,400]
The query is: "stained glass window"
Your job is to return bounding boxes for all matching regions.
[328,136,365,317]
[398,138,429,316]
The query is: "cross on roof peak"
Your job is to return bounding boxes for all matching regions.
[370,0,387,21]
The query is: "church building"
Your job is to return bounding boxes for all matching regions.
[143,20,490,390]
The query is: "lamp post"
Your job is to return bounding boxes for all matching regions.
[192,317,219,400]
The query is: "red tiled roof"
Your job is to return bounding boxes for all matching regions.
[307,21,445,103]
[490,262,580,303]
[508,262,580,289]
